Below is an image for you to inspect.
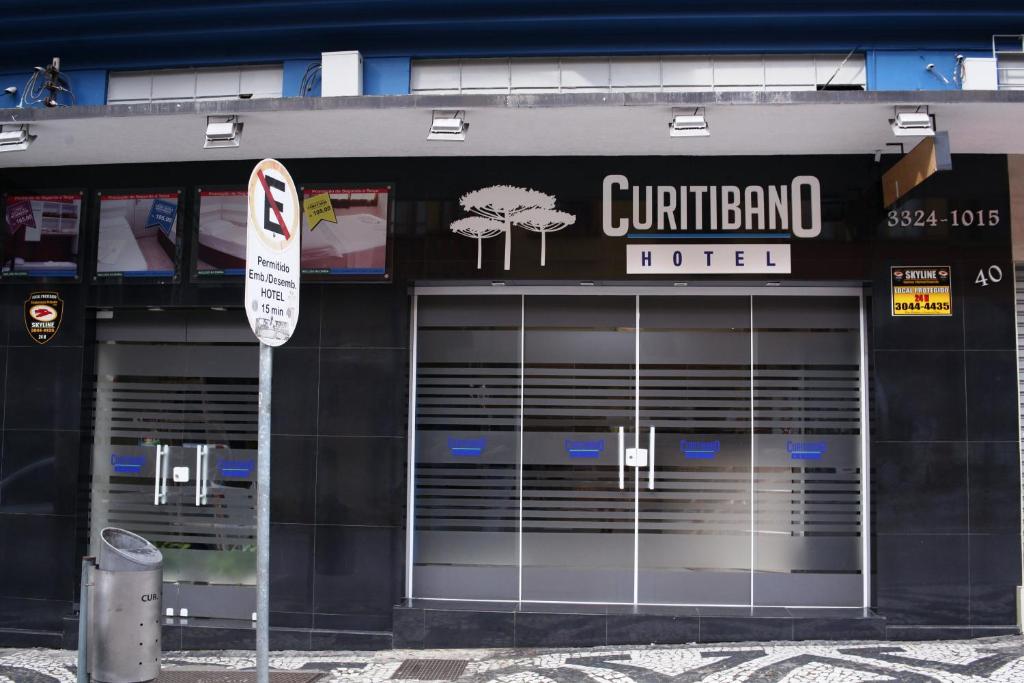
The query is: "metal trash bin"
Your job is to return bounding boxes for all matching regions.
[84,527,163,683]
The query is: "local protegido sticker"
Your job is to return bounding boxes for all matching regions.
[24,292,63,344]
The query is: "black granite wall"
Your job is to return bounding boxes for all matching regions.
[871,258,1021,637]
[266,283,408,646]
[0,284,86,647]
[0,279,411,648]
[867,159,1021,638]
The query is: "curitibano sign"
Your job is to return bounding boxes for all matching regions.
[245,159,301,346]
[602,174,822,275]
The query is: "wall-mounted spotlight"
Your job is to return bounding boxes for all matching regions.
[428,110,467,141]
[669,107,709,137]
[0,124,34,152]
[203,115,243,149]
[890,107,935,137]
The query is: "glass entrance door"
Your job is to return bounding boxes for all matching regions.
[751,297,864,607]
[89,309,259,621]
[637,296,752,605]
[410,290,866,608]
[520,296,636,602]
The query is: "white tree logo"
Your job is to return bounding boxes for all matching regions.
[450,185,576,270]
[450,217,503,270]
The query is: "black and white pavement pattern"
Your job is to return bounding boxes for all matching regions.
[3,636,1024,682]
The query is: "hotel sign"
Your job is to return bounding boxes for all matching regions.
[602,175,822,238]
[626,243,790,274]
[603,175,821,275]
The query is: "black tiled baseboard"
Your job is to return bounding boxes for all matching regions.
[885,625,1020,641]
[0,628,63,648]
[11,607,1022,651]
[394,602,899,648]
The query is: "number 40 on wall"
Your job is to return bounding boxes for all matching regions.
[975,265,1004,287]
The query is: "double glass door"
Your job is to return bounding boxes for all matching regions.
[89,310,259,620]
[412,291,865,607]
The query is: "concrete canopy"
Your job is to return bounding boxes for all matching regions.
[1,90,1024,167]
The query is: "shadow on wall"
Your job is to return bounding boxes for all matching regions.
[1011,156,1024,262]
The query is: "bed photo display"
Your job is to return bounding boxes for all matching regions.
[2,193,83,279]
[196,185,391,279]
[300,186,390,278]
[96,192,180,279]
[196,189,248,276]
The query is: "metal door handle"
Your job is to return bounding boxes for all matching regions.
[201,446,209,504]
[617,426,625,490]
[195,445,209,506]
[154,445,163,505]
[648,425,656,490]
[154,445,169,505]
[160,446,169,504]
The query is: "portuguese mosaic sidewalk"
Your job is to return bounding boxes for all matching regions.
[3,635,1024,682]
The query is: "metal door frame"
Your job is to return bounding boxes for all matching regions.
[88,309,259,621]
[406,284,871,609]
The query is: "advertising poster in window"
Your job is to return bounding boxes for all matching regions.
[96,191,180,279]
[2,192,83,279]
[194,188,246,277]
[300,185,392,279]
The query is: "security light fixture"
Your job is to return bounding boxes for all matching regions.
[891,108,935,137]
[203,115,243,149]
[428,110,466,141]
[670,108,709,137]
[0,124,34,152]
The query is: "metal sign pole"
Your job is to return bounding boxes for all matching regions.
[256,341,272,683]
[245,158,299,683]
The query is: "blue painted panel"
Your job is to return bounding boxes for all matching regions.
[0,71,21,107]
[283,59,320,98]
[869,50,990,91]
[0,68,106,107]
[66,69,108,105]
[364,57,410,95]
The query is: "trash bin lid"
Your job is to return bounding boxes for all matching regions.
[98,527,162,571]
